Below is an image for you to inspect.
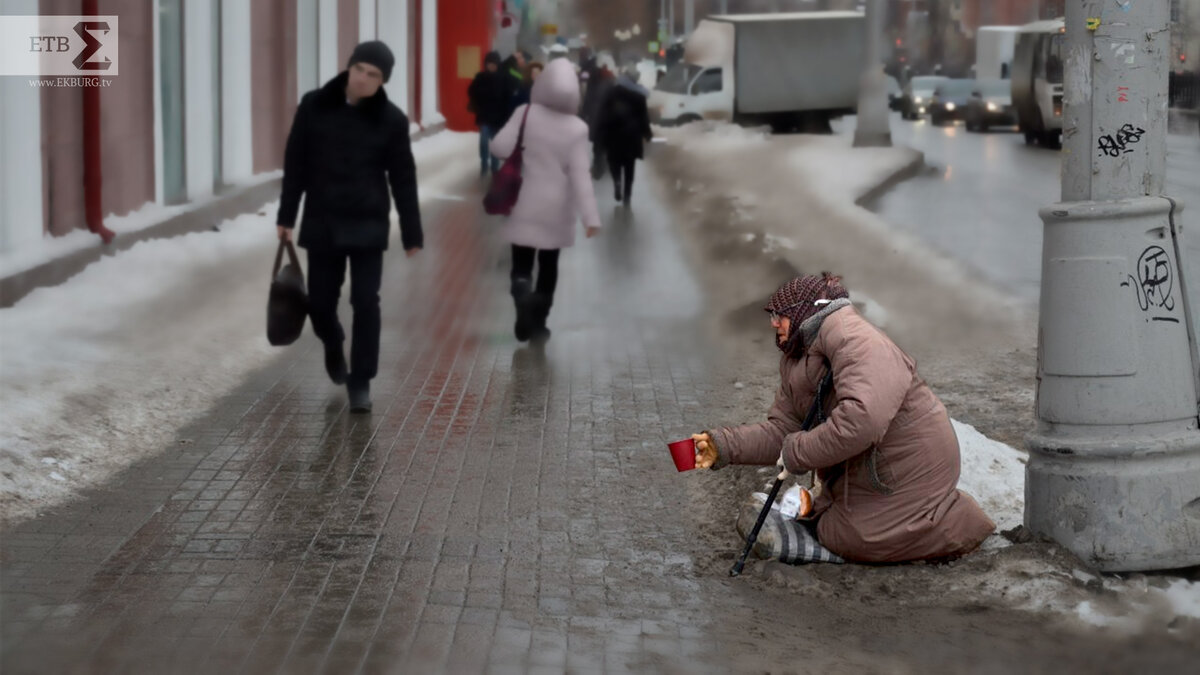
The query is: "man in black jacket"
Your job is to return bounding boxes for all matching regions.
[467,51,512,176]
[276,40,422,414]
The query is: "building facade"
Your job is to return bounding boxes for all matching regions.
[0,0,496,255]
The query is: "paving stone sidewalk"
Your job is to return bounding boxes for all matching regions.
[1,175,810,674]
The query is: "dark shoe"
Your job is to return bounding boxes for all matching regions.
[348,379,372,414]
[511,277,533,342]
[614,186,623,202]
[527,292,552,344]
[324,345,348,385]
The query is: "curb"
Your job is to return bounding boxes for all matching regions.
[854,149,927,210]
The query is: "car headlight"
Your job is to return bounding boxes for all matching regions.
[986,102,999,112]
[918,107,926,114]
[913,96,923,104]
[945,102,956,111]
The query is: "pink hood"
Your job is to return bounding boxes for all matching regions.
[532,59,581,115]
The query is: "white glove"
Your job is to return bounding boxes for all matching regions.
[776,452,790,481]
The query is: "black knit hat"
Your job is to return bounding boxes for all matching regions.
[348,40,395,83]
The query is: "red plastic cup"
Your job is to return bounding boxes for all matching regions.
[668,438,697,472]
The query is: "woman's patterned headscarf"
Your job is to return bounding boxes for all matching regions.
[765,273,849,356]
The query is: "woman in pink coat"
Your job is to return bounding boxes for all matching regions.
[490,58,602,343]
[694,274,995,564]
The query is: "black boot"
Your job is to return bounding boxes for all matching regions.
[528,292,552,344]
[614,184,623,202]
[511,277,533,342]
[325,344,348,385]
[347,377,372,414]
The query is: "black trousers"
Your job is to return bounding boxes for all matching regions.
[306,248,384,382]
[511,245,560,299]
[608,153,635,200]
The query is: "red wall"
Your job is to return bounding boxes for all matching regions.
[438,0,492,131]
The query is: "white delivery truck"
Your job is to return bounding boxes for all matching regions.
[648,12,866,133]
[975,26,1020,80]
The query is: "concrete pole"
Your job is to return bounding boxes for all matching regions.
[684,0,695,35]
[719,0,729,15]
[853,0,892,147]
[1027,1,1200,572]
[669,0,675,41]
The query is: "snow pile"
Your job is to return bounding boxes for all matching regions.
[952,419,1025,533]
[0,132,479,525]
[947,422,1200,631]
[661,122,770,159]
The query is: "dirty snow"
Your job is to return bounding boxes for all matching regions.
[786,134,919,203]
[0,132,479,525]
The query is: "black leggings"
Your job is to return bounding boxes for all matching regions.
[511,245,560,298]
[608,154,635,200]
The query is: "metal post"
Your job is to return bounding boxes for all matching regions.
[853,0,892,147]
[1027,1,1200,572]
[668,0,675,41]
[719,0,729,15]
[684,0,694,35]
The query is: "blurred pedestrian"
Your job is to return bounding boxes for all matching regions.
[595,68,652,206]
[501,51,527,116]
[276,40,422,414]
[692,274,995,564]
[512,61,543,109]
[468,51,511,176]
[490,58,602,344]
[580,60,616,178]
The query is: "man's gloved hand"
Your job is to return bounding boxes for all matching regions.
[693,432,719,469]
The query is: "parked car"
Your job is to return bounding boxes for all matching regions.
[928,78,975,126]
[900,76,947,120]
[965,79,1018,132]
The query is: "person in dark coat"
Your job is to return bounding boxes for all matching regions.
[468,51,511,175]
[580,62,616,177]
[276,40,422,414]
[596,71,652,205]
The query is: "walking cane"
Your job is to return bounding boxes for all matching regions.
[730,368,833,577]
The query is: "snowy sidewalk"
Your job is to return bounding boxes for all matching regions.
[0,132,479,527]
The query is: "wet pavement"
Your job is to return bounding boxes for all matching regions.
[866,113,1200,306]
[0,171,805,674]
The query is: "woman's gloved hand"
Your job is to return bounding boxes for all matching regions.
[693,432,719,469]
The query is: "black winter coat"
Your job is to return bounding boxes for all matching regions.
[596,84,652,161]
[468,70,513,128]
[277,72,422,252]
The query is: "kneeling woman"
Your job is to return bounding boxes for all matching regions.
[694,274,995,563]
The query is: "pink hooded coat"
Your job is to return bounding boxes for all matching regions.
[490,59,602,250]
